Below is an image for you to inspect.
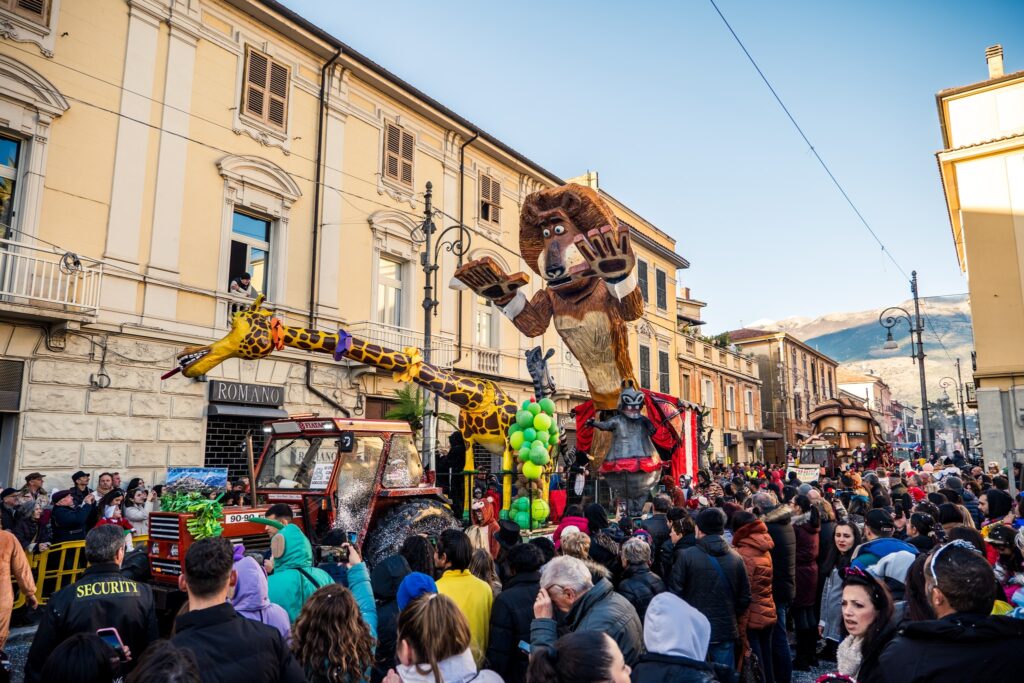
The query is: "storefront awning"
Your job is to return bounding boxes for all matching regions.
[207,404,289,419]
[743,430,784,441]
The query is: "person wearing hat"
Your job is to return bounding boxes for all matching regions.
[69,470,93,507]
[230,272,257,298]
[50,488,96,544]
[494,519,522,585]
[0,487,19,532]
[18,472,46,508]
[850,509,918,598]
[486,542,544,683]
[985,524,1024,601]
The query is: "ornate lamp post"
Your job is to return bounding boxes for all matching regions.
[415,181,472,467]
[878,271,933,459]
[939,358,970,455]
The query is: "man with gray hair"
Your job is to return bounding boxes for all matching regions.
[531,555,643,665]
[617,536,665,621]
[25,525,157,683]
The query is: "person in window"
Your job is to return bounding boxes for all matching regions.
[230,272,258,298]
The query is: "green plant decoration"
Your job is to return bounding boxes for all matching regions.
[161,491,226,539]
[385,384,458,435]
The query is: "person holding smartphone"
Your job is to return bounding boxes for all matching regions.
[25,525,157,683]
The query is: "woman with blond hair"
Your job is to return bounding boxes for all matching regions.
[384,593,501,683]
[291,542,378,683]
[469,548,502,598]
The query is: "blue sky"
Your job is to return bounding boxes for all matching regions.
[281,0,1023,331]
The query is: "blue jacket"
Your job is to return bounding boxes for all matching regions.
[850,537,918,571]
[50,503,95,543]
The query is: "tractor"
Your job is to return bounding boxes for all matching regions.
[148,415,459,598]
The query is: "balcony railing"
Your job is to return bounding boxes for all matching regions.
[552,363,589,393]
[473,349,500,374]
[347,320,455,368]
[0,239,102,313]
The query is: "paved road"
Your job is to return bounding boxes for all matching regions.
[7,625,33,683]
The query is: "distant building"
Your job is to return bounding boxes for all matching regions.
[728,329,840,463]
[677,294,768,465]
[935,44,1024,468]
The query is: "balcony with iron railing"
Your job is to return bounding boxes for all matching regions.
[0,238,102,320]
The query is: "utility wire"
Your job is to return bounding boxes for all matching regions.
[707,0,910,282]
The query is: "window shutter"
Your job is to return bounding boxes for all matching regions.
[656,269,667,309]
[267,62,289,128]
[384,124,401,181]
[658,350,670,393]
[244,49,268,120]
[637,261,648,302]
[400,131,414,185]
[480,174,491,221]
[639,345,651,390]
[13,0,48,22]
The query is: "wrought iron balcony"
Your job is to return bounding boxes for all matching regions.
[0,238,102,318]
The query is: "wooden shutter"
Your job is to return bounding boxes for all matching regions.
[639,345,651,390]
[267,62,289,127]
[658,350,670,393]
[12,0,48,23]
[489,176,501,223]
[656,269,667,309]
[243,48,288,129]
[480,174,501,224]
[384,123,401,181]
[637,261,648,302]
[400,131,414,185]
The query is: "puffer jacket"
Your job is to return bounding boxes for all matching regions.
[616,563,665,622]
[661,533,696,580]
[962,490,983,527]
[530,577,643,666]
[668,536,752,643]
[792,512,820,608]
[370,555,411,683]
[762,505,796,605]
[485,570,540,683]
[732,520,776,629]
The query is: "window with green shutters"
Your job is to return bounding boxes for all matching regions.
[639,344,651,390]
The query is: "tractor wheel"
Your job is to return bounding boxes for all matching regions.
[363,498,460,568]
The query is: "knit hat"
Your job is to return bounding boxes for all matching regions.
[797,483,812,496]
[397,572,437,611]
[695,508,726,536]
[945,476,964,492]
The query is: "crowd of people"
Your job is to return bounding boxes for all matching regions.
[6,454,1024,683]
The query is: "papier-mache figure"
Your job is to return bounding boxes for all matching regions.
[586,381,661,515]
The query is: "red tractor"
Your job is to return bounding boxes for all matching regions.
[148,416,459,592]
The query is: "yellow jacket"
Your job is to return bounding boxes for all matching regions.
[437,569,494,665]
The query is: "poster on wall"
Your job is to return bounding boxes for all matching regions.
[166,467,229,490]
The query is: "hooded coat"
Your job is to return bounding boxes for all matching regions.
[761,505,796,605]
[267,523,335,622]
[231,555,291,640]
[731,520,776,630]
[370,555,411,683]
[876,612,1024,682]
[668,535,751,643]
[630,593,731,683]
[530,577,644,666]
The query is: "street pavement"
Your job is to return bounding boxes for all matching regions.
[7,625,33,683]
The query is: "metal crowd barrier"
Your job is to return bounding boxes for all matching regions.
[11,535,149,609]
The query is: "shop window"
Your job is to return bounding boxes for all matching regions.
[480,174,501,225]
[229,211,271,295]
[639,344,651,390]
[376,256,405,327]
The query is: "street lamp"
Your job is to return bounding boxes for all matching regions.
[878,270,933,459]
[939,358,970,455]
[415,181,472,468]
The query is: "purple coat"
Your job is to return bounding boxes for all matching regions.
[230,555,291,640]
[792,512,820,608]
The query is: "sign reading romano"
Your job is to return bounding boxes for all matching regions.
[209,380,284,407]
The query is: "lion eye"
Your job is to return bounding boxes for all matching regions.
[542,228,551,238]
[554,225,566,235]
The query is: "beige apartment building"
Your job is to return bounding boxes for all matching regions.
[0,0,691,486]
[729,329,839,463]
[936,45,1024,472]
[676,292,767,465]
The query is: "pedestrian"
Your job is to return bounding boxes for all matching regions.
[790,495,820,670]
[17,472,47,509]
[25,525,157,683]
[50,488,95,543]
[94,472,114,501]
[171,537,304,683]
[0,527,35,653]
[905,513,937,553]
[640,495,672,576]
[851,509,918,599]
[560,530,610,584]
[230,552,291,640]
[11,499,50,552]
[435,528,494,665]
[531,555,643,666]
[291,575,378,683]
[371,554,412,683]
[397,572,437,612]
[753,492,795,683]
[40,633,123,683]
[69,471,92,507]
[126,639,201,683]
[817,521,862,663]
[665,513,697,578]
[95,489,134,548]
[667,508,751,672]
[730,510,776,681]
[469,548,502,597]
[262,504,334,622]
[631,592,732,683]
[485,543,543,683]
[0,488,19,531]
[944,477,982,527]
[584,503,622,579]
[552,504,590,550]
[833,567,896,683]
[123,487,156,536]
[527,631,632,683]
[399,535,436,577]
[615,537,665,623]
[983,524,1023,601]
[878,540,1024,681]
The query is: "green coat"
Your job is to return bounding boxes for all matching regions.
[267,524,334,622]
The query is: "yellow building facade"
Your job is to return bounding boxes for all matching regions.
[0,0,691,486]
[936,45,1024,469]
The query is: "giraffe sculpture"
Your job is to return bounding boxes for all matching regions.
[164,296,526,518]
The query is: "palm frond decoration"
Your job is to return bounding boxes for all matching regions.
[384,385,457,434]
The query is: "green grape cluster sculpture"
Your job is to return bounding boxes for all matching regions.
[507,397,557,530]
[161,491,226,540]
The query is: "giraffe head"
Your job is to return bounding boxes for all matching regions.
[163,296,276,380]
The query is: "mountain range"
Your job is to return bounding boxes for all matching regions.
[744,294,974,408]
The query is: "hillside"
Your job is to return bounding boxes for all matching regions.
[747,295,973,406]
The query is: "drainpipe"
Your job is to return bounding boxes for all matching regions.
[453,131,479,365]
[308,48,342,329]
[306,360,350,417]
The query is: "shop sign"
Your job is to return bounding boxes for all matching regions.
[209,380,284,406]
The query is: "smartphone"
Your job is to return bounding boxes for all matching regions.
[658,485,666,494]
[346,531,358,545]
[97,627,127,662]
[518,640,531,654]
